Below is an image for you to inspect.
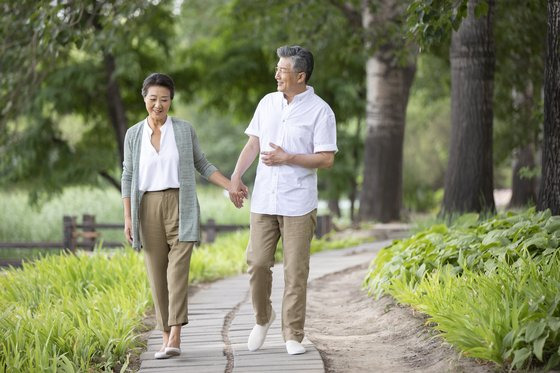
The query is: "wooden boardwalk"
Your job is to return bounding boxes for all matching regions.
[139,240,391,372]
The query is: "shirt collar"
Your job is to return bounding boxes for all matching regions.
[144,116,172,135]
[283,86,314,105]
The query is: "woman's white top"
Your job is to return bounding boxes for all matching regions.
[138,116,180,191]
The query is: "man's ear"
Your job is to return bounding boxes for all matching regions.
[297,72,306,84]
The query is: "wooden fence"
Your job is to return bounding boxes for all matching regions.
[0,214,332,253]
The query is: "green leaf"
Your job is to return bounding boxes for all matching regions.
[512,347,532,369]
[474,1,489,18]
[533,332,548,361]
[525,320,546,342]
[548,317,560,332]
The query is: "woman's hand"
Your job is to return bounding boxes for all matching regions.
[124,216,133,244]
[229,175,249,208]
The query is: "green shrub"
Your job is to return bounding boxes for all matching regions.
[0,229,369,371]
[0,248,150,372]
[364,208,560,371]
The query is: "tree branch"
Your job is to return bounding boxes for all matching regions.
[99,171,121,191]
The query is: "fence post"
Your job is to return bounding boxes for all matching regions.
[315,215,332,239]
[206,219,217,243]
[82,214,96,251]
[63,215,77,253]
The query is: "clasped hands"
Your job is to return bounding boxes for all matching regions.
[228,143,288,208]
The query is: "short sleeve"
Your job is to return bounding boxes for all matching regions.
[313,112,338,153]
[245,99,263,137]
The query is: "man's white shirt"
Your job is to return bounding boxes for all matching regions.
[245,86,338,216]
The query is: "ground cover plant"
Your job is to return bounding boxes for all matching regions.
[364,208,560,371]
[0,229,368,371]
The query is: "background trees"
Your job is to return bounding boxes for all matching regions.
[1,0,175,201]
[1,0,558,218]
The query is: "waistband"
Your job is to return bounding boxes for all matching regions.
[144,188,179,194]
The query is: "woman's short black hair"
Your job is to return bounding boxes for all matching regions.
[141,73,175,99]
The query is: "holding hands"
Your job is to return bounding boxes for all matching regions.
[229,175,249,208]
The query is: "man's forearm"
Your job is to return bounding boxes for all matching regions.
[232,137,260,179]
[286,152,334,169]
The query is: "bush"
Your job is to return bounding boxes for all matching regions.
[364,209,560,371]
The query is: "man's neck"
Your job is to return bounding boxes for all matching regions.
[284,86,307,104]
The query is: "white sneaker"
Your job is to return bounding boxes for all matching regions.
[285,340,306,355]
[247,309,276,351]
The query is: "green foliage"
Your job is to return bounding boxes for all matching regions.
[0,227,368,371]
[174,0,366,205]
[493,0,546,164]
[406,0,480,51]
[1,0,176,198]
[403,54,450,212]
[364,209,560,370]
[0,248,151,371]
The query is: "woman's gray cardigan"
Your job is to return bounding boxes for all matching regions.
[121,117,218,249]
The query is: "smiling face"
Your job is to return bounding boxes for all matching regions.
[144,85,172,124]
[275,57,306,99]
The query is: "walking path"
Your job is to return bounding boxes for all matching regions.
[138,238,398,372]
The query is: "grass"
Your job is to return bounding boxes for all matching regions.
[0,185,250,261]
[364,208,560,371]
[0,226,371,371]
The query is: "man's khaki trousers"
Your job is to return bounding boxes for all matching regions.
[247,210,317,342]
[140,189,194,332]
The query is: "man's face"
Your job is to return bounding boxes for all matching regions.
[275,57,305,96]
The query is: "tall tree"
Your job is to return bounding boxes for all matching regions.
[440,0,496,216]
[538,0,560,214]
[0,0,174,201]
[359,0,417,222]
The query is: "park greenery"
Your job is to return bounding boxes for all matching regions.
[0,230,367,372]
[364,208,560,371]
[1,0,559,371]
[1,0,558,220]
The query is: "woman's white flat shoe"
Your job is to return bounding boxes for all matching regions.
[165,346,181,356]
[154,347,170,359]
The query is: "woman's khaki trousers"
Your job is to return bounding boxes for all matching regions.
[140,189,194,332]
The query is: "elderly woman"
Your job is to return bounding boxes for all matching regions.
[122,73,243,359]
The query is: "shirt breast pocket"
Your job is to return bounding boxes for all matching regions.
[285,122,314,153]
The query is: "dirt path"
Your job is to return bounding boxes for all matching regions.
[305,264,496,373]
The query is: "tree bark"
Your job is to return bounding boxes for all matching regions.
[104,53,128,168]
[509,144,537,208]
[441,0,496,216]
[359,0,417,223]
[537,0,560,215]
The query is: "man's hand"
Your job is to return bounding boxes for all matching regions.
[229,175,249,208]
[261,143,291,166]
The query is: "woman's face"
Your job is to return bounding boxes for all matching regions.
[144,85,172,123]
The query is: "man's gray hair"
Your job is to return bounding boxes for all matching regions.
[276,45,314,83]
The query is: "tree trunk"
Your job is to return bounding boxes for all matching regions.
[359,0,417,223]
[537,0,560,215]
[328,199,341,218]
[104,53,127,168]
[509,144,537,208]
[441,0,496,216]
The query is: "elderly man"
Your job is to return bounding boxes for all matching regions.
[229,45,337,355]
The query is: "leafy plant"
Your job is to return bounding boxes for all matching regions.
[364,208,560,371]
